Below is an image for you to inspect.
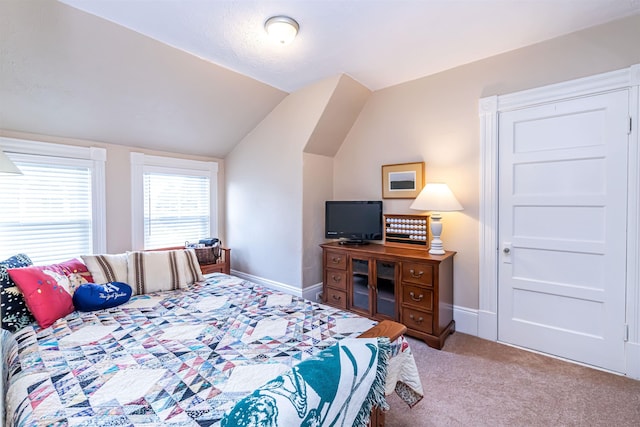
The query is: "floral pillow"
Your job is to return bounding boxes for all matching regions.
[1,254,34,332]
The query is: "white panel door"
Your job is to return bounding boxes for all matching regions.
[498,90,629,373]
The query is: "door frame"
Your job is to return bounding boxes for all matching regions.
[478,64,640,378]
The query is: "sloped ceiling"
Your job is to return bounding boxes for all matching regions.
[304,75,371,158]
[58,0,640,92]
[0,0,286,158]
[1,0,639,158]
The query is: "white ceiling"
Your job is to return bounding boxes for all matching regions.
[59,0,640,92]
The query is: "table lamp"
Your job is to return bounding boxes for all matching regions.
[410,183,462,255]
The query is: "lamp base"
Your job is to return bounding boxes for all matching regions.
[429,212,446,255]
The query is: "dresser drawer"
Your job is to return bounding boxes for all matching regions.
[402,262,433,286]
[402,284,433,311]
[325,288,347,309]
[325,269,347,291]
[325,250,347,270]
[401,307,433,334]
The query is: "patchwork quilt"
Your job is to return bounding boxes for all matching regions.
[3,274,423,426]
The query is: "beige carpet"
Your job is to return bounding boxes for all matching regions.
[384,333,640,426]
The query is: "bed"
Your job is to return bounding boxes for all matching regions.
[2,270,423,426]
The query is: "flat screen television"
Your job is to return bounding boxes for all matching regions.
[325,200,383,244]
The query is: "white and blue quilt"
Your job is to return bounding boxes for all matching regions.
[2,274,423,426]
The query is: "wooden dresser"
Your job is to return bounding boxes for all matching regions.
[321,241,455,349]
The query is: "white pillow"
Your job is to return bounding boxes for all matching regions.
[127,250,187,295]
[81,253,129,284]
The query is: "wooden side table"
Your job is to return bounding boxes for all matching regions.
[199,247,231,275]
[148,246,231,275]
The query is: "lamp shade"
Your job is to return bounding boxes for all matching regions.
[265,16,299,44]
[0,150,22,174]
[410,183,462,212]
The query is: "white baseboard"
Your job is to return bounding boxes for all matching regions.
[477,310,498,341]
[626,341,640,380]
[230,269,323,302]
[453,305,479,336]
[303,283,323,302]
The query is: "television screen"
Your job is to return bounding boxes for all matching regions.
[325,201,383,243]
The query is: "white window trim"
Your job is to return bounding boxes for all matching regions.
[0,137,107,254]
[130,152,219,250]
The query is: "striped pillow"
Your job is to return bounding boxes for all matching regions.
[183,248,205,285]
[81,253,128,284]
[127,250,187,295]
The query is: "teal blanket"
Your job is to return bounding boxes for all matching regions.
[222,337,390,427]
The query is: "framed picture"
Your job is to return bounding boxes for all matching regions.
[381,162,425,199]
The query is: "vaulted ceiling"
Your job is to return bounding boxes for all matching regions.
[1,0,639,158]
[59,0,640,92]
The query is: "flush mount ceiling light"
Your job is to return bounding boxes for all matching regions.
[265,15,299,45]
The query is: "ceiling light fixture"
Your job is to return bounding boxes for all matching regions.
[265,15,299,45]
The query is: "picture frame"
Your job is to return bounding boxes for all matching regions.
[381,162,425,199]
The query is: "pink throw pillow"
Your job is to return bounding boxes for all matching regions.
[8,266,75,329]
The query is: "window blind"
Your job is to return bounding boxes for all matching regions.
[143,172,210,249]
[0,156,93,264]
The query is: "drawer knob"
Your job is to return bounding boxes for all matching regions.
[331,257,342,264]
[332,275,342,283]
[332,294,342,301]
[409,269,424,279]
[409,314,424,323]
[409,291,423,302]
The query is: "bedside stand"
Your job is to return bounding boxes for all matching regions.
[199,247,231,275]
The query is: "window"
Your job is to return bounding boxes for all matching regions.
[0,138,106,264]
[143,172,210,248]
[131,153,218,250]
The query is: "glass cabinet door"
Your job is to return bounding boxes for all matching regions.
[375,260,396,318]
[350,258,370,312]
